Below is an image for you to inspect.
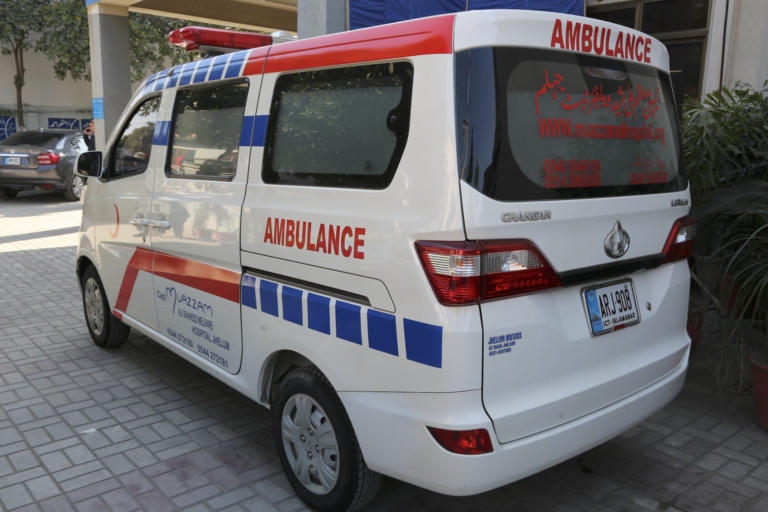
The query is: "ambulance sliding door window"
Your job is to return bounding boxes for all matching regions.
[262,62,414,189]
[111,96,161,179]
[166,81,249,180]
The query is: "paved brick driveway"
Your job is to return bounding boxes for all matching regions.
[0,191,766,512]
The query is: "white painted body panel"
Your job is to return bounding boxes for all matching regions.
[481,262,689,443]
[148,79,263,375]
[451,12,691,446]
[78,89,161,331]
[74,9,691,497]
[343,356,686,496]
[239,54,481,393]
[240,275,481,392]
[454,10,669,72]
[240,252,396,313]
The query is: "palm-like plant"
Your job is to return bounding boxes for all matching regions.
[683,81,768,201]
[694,182,768,359]
[685,83,768,396]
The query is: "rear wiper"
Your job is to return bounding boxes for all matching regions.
[584,67,628,81]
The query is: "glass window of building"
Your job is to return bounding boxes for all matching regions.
[588,0,711,106]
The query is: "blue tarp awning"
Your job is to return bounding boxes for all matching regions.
[350,0,584,30]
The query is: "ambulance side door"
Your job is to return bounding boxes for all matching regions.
[148,50,266,375]
[95,94,163,331]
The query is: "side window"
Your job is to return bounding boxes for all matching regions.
[111,96,161,178]
[262,62,413,189]
[167,81,249,180]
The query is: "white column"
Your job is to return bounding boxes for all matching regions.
[87,3,132,150]
[298,0,347,39]
[701,0,735,95]
[721,0,768,90]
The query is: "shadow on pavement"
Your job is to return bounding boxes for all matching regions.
[0,190,83,218]
[0,226,81,245]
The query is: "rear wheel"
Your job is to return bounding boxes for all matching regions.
[82,266,130,348]
[0,188,18,199]
[63,175,84,201]
[273,367,382,512]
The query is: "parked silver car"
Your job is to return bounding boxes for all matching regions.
[0,130,88,201]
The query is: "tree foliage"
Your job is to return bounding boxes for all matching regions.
[36,0,193,83]
[0,0,51,128]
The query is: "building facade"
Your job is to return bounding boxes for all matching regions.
[0,48,94,141]
[588,0,768,104]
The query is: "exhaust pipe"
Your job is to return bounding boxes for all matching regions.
[33,186,40,191]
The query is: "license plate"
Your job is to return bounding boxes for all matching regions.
[4,157,20,165]
[583,279,640,336]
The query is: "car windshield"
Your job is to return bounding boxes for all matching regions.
[455,47,687,201]
[1,132,67,148]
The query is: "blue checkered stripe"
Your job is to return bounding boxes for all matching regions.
[241,275,443,369]
[142,50,249,96]
[142,50,269,149]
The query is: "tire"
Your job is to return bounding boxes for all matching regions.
[273,367,382,512]
[63,175,84,201]
[81,266,130,348]
[0,187,18,199]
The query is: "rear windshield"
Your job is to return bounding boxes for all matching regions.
[1,131,67,148]
[455,47,686,201]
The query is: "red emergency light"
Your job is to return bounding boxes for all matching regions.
[168,26,273,52]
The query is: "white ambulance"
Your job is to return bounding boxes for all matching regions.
[74,11,694,511]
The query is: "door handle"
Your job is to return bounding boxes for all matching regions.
[149,219,171,229]
[129,217,149,226]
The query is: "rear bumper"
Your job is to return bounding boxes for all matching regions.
[341,355,687,496]
[0,166,68,189]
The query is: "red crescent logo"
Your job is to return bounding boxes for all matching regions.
[109,204,120,239]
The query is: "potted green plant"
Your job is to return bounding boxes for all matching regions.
[700,182,768,431]
[683,82,768,430]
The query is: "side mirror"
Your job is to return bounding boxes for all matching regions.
[75,151,104,179]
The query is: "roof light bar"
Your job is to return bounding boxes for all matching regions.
[168,26,273,52]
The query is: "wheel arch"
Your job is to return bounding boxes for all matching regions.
[260,350,335,406]
[76,255,95,290]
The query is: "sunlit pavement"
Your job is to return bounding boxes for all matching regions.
[0,189,765,512]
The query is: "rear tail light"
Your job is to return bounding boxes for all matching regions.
[168,26,272,52]
[37,152,60,165]
[427,427,494,455]
[416,240,561,305]
[662,216,696,264]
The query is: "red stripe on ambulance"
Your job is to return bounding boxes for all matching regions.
[113,248,241,318]
[114,247,154,313]
[264,15,454,74]
[242,46,269,76]
[263,217,365,260]
[550,19,652,64]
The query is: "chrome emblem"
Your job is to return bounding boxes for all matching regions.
[604,221,630,259]
[501,210,551,223]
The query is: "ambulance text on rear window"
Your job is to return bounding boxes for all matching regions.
[262,62,413,189]
[455,48,687,201]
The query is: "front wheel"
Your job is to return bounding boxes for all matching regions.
[273,367,382,512]
[82,266,130,348]
[63,175,84,201]
[0,187,18,199]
